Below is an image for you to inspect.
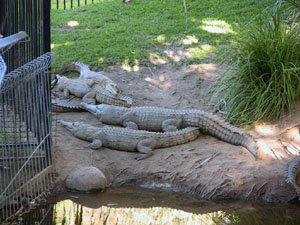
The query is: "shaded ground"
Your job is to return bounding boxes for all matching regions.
[53,60,300,203]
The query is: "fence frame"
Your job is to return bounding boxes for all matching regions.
[0,53,55,223]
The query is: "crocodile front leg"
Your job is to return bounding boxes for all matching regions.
[162,118,182,132]
[82,91,96,105]
[121,112,138,129]
[135,138,156,160]
[123,121,138,130]
[85,139,102,149]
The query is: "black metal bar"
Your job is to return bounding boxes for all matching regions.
[0,1,5,33]
[1,0,50,72]
[43,0,51,53]
[53,0,97,9]
[8,0,14,70]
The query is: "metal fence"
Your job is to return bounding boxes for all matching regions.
[53,0,98,9]
[0,53,54,223]
[0,0,51,73]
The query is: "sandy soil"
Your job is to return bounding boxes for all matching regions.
[53,61,300,203]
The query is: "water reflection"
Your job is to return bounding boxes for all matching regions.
[22,186,300,225]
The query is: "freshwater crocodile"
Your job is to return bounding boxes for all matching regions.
[81,103,258,158]
[55,62,121,96]
[56,74,94,98]
[58,120,200,160]
[286,156,300,198]
[52,75,132,112]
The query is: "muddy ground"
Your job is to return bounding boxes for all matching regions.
[53,61,300,203]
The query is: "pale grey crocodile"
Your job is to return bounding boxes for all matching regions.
[52,75,132,112]
[55,62,121,96]
[56,74,94,98]
[80,103,258,158]
[286,156,300,198]
[58,120,200,160]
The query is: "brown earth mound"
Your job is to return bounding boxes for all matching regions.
[53,62,300,203]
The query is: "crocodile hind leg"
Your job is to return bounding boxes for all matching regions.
[85,139,103,149]
[135,138,156,160]
[162,119,182,132]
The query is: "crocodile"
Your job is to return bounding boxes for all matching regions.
[55,62,121,96]
[58,120,200,160]
[56,74,94,98]
[286,156,300,198]
[52,75,132,112]
[80,103,258,158]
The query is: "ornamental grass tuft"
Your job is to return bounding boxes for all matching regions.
[215,5,300,126]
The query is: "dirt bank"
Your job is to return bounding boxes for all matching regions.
[53,62,300,203]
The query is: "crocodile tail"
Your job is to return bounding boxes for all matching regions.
[184,111,258,159]
[94,85,133,107]
[159,127,200,148]
[286,156,300,197]
[72,62,91,75]
[286,156,300,184]
[54,63,81,75]
[240,134,258,158]
[52,98,84,112]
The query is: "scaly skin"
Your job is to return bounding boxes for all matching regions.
[52,98,84,112]
[58,120,200,160]
[81,103,258,158]
[55,62,121,96]
[286,156,300,198]
[56,75,94,98]
[92,84,132,107]
[52,76,132,112]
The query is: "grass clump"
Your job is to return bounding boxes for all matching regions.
[215,5,300,126]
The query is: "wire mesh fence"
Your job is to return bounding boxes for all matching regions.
[0,52,55,223]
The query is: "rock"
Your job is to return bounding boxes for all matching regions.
[65,166,107,192]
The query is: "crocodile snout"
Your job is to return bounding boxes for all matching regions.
[80,102,98,114]
[58,120,79,133]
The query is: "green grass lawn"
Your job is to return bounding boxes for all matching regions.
[51,0,276,71]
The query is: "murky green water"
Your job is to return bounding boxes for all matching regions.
[21,186,300,225]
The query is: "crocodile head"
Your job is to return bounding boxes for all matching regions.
[56,74,69,90]
[80,103,124,125]
[106,83,121,96]
[58,120,82,134]
[80,102,101,117]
